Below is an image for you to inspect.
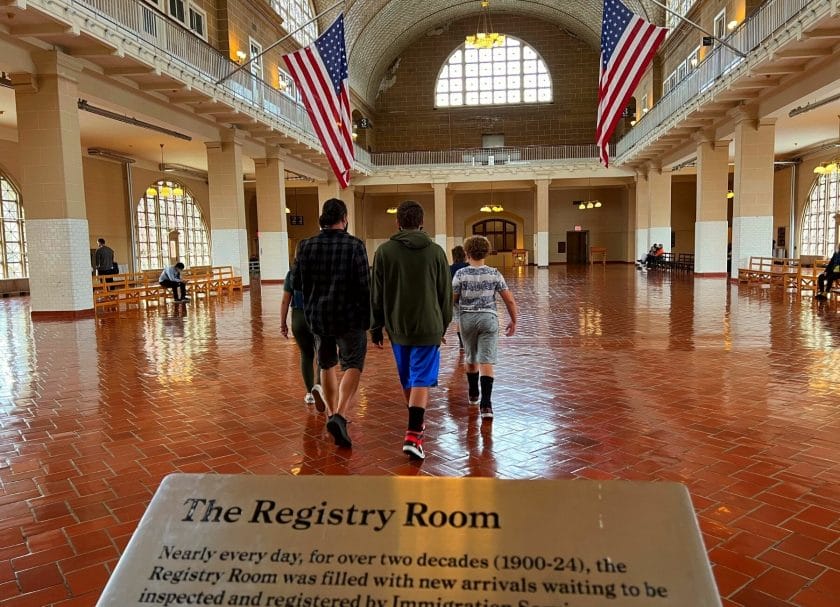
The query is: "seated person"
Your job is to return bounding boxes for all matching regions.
[644,244,665,269]
[159,262,190,302]
[637,244,658,269]
[816,246,840,300]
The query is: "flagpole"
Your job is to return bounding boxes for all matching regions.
[216,0,345,85]
[647,0,746,59]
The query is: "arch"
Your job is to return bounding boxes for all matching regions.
[136,180,211,270]
[470,217,518,252]
[0,170,27,279]
[800,172,840,257]
[435,35,552,107]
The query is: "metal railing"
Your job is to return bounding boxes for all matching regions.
[73,0,317,142]
[617,0,815,159]
[367,144,604,167]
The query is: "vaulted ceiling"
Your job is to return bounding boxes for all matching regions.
[313,0,664,103]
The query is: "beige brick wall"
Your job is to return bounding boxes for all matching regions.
[371,14,600,152]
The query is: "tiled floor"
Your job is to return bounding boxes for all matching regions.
[0,266,838,606]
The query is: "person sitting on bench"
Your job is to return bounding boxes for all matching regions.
[637,244,658,269]
[645,244,665,269]
[816,245,840,300]
[160,262,190,302]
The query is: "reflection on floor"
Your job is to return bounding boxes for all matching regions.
[0,266,838,606]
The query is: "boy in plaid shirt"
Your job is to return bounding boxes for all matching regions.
[293,199,370,449]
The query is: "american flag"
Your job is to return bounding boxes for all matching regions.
[596,0,667,167]
[283,15,354,188]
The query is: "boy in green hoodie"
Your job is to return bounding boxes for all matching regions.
[371,200,452,460]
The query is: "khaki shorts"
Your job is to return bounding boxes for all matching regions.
[459,312,499,365]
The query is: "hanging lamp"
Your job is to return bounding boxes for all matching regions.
[465,1,505,49]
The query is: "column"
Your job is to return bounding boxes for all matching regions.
[339,185,357,237]
[634,170,650,261]
[647,163,672,252]
[446,190,456,253]
[254,148,288,283]
[12,51,93,316]
[432,182,448,250]
[731,110,775,279]
[533,179,550,267]
[206,129,249,286]
[694,132,730,275]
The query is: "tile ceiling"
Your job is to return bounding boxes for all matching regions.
[313,0,663,102]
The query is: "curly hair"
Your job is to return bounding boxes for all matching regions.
[463,235,491,261]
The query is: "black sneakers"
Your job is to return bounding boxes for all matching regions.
[326,414,352,448]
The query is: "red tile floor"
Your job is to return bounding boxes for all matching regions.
[0,266,839,606]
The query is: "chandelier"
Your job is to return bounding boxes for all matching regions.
[145,144,183,198]
[465,1,505,49]
[480,204,504,213]
[576,178,601,210]
[814,118,840,175]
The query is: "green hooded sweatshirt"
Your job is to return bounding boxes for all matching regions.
[371,230,453,346]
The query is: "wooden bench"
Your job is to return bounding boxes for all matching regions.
[93,266,243,314]
[738,257,774,285]
[589,246,607,266]
[648,252,673,270]
[768,258,800,290]
[674,253,695,272]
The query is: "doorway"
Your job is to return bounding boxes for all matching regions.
[566,230,589,264]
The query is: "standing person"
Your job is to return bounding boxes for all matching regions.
[281,240,319,407]
[159,262,189,302]
[94,238,117,276]
[371,200,451,460]
[816,245,840,300]
[450,245,469,351]
[452,235,518,421]
[293,198,370,449]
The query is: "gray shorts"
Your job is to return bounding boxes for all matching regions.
[315,329,367,371]
[460,312,499,365]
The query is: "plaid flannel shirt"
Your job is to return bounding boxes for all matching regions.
[293,229,371,336]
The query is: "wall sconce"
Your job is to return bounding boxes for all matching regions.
[630,119,637,126]
[727,20,738,31]
[642,107,649,114]
[386,207,397,214]
[235,50,247,64]
[726,190,735,199]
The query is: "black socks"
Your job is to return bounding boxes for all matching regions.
[479,376,494,406]
[467,372,479,399]
[408,406,425,432]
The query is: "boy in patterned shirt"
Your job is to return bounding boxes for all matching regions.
[451,235,518,420]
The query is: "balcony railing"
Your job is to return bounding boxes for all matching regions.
[73,0,316,142]
[366,145,605,167]
[617,0,815,160]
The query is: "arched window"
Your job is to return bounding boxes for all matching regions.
[270,0,318,46]
[435,37,552,107]
[136,180,211,270]
[801,172,840,257]
[473,219,517,252]
[0,173,27,279]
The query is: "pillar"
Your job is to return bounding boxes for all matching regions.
[432,182,448,250]
[206,130,249,286]
[446,190,456,254]
[648,163,672,252]
[694,132,730,275]
[316,180,339,228]
[634,170,650,261]
[534,179,550,267]
[12,51,93,316]
[254,149,288,282]
[731,109,775,279]
[339,185,357,237]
